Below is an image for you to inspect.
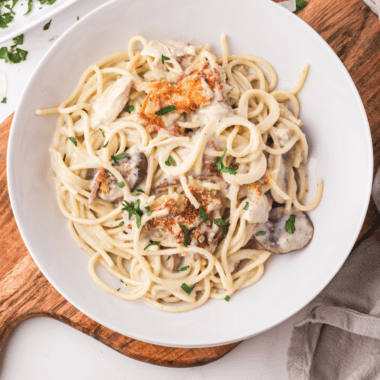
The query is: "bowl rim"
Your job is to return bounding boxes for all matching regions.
[7,0,374,347]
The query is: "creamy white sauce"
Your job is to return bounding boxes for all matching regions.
[90,77,132,128]
[242,194,269,224]
[195,98,234,126]
[272,122,292,147]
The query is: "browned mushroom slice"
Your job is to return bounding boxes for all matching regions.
[87,151,148,207]
[116,151,148,191]
[162,254,183,272]
[254,207,313,254]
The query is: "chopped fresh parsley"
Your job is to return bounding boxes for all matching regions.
[161,54,170,65]
[119,221,124,227]
[144,241,160,250]
[285,214,296,234]
[179,265,189,272]
[244,202,249,211]
[117,181,125,188]
[125,105,134,113]
[166,256,171,261]
[181,283,195,295]
[120,279,123,282]
[294,0,307,13]
[256,231,266,236]
[199,207,208,222]
[121,199,143,228]
[43,19,51,30]
[77,16,79,21]
[216,149,238,175]
[0,34,28,64]
[145,206,152,216]
[111,152,129,166]
[225,295,231,302]
[103,141,109,148]
[117,288,120,291]
[214,218,230,237]
[99,128,105,137]
[1,97,6,103]
[68,137,77,147]
[181,225,194,247]
[155,105,176,116]
[165,156,175,166]
[131,189,144,196]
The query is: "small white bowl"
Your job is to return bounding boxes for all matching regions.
[7,0,373,347]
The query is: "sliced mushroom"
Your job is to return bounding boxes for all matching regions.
[162,254,183,272]
[254,207,313,254]
[87,151,148,206]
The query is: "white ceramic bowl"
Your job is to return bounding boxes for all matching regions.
[7,0,373,347]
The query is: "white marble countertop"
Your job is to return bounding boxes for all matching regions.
[0,1,308,378]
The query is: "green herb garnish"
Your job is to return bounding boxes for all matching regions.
[68,137,77,147]
[99,128,105,137]
[121,199,143,228]
[256,231,266,236]
[214,218,230,237]
[167,256,171,260]
[126,105,134,113]
[294,0,307,13]
[216,149,238,175]
[103,141,109,148]
[43,19,51,30]
[145,206,152,216]
[111,152,129,166]
[117,181,125,188]
[77,16,79,21]
[181,225,194,247]
[120,279,123,282]
[285,214,296,234]
[144,241,160,250]
[244,202,249,210]
[155,105,176,116]
[119,221,124,227]
[161,54,170,65]
[131,189,145,196]
[1,97,6,103]
[165,156,175,166]
[225,295,231,302]
[0,34,28,64]
[181,283,195,295]
[179,265,189,272]
[199,207,208,222]
[117,288,120,291]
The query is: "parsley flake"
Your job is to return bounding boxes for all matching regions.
[256,231,266,236]
[166,256,171,261]
[99,128,105,137]
[117,288,121,291]
[68,137,77,147]
[199,207,208,222]
[179,265,189,272]
[111,152,129,166]
[119,221,124,227]
[121,199,143,228]
[120,279,123,282]
[214,218,230,237]
[0,34,28,64]
[165,156,175,166]
[144,241,160,250]
[131,189,145,196]
[155,105,176,116]
[117,181,125,188]
[126,105,134,113]
[181,225,194,247]
[43,19,51,30]
[181,283,195,295]
[225,295,231,302]
[244,202,249,211]
[1,97,6,103]
[285,214,296,234]
[145,206,152,216]
[216,149,238,175]
[103,141,109,148]
[161,54,170,65]
[77,16,79,21]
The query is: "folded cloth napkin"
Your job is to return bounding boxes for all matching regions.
[363,0,380,18]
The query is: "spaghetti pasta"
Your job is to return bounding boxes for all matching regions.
[37,35,323,312]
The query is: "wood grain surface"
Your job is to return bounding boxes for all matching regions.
[1,0,380,368]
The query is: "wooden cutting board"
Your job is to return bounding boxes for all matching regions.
[1,0,380,367]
